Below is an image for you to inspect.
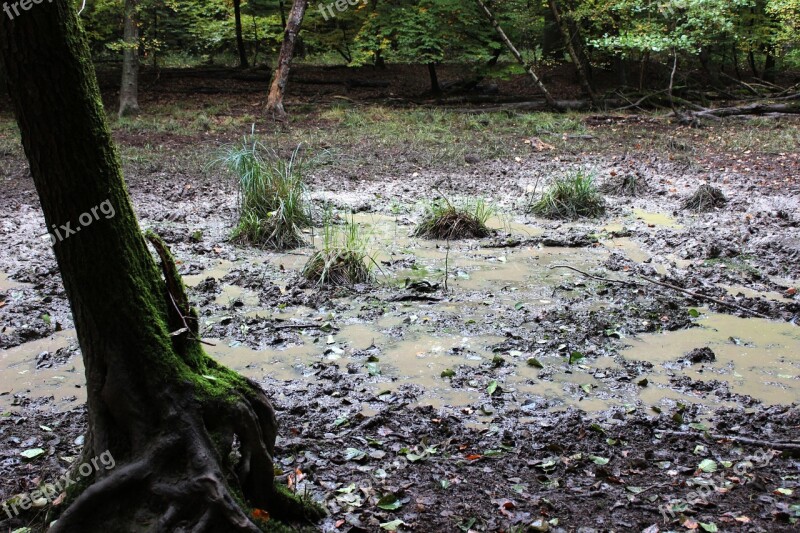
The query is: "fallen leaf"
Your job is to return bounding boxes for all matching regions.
[251,508,270,521]
[380,519,406,531]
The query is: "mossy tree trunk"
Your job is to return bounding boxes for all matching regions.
[266,0,307,120]
[0,2,310,530]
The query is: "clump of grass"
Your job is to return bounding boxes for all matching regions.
[302,215,374,287]
[599,173,648,197]
[530,171,606,219]
[682,184,727,212]
[413,197,494,240]
[220,139,311,250]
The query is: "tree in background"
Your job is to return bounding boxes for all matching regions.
[0,1,318,529]
[266,0,308,119]
[119,0,140,117]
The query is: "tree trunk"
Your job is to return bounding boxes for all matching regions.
[118,0,139,117]
[474,0,560,111]
[763,49,776,83]
[547,0,597,106]
[266,0,308,120]
[0,1,317,530]
[428,63,441,96]
[234,0,249,68]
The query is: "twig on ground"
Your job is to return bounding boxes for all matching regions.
[658,430,800,453]
[549,265,773,319]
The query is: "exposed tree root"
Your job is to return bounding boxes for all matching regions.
[49,235,323,532]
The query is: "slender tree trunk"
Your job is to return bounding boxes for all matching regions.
[428,63,441,96]
[474,0,560,111]
[266,0,308,120]
[1,1,317,530]
[118,0,139,117]
[547,0,597,106]
[234,0,249,68]
[763,49,776,83]
[279,0,288,28]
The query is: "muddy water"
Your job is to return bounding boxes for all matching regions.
[0,272,25,292]
[3,213,797,417]
[0,329,84,412]
[622,312,800,407]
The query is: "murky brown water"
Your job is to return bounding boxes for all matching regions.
[2,215,797,416]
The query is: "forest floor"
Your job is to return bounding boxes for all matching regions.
[1,67,799,532]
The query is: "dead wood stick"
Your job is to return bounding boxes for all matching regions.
[272,323,339,331]
[549,265,772,319]
[635,273,772,319]
[658,430,800,453]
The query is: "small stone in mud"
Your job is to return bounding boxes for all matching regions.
[685,347,716,364]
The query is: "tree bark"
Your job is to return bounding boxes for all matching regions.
[118,0,140,117]
[474,0,560,111]
[0,1,317,530]
[266,0,308,120]
[234,0,249,68]
[428,63,441,96]
[547,0,597,106]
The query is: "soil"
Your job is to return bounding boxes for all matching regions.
[1,66,799,532]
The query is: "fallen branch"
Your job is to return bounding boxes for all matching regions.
[691,101,800,119]
[549,265,772,319]
[658,430,800,454]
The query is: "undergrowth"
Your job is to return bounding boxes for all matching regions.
[220,139,311,250]
[413,197,494,240]
[530,171,606,219]
[302,214,375,287]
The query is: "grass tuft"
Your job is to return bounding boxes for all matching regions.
[220,138,311,250]
[302,215,374,287]
[530,171,606,219]
[682,184,727,212]
[599,173,648,197]
[413,197,494,240]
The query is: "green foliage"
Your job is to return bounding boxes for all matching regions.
[221,139,311,250]
[78,0,798,81]
[530,171,606,220]
[302,214,375,287]
[413,197,494,240]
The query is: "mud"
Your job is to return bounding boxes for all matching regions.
[1,99,799,532]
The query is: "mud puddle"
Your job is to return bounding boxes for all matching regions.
[3,212,796,420]
[0,329,84,412]
[623,312,800,407]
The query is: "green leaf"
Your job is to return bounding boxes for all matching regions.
[698,459,718,473]
[377,494,403,510]
[569,351,584,365]
[527,358,544,368]
[590,455,610,465]
[581,383,593,394]
[380,519,405,531]
[366,362,381,376]
[20,448,45,460]
[406,453,424,462]
[688,308,700,318]
[441,368,455,378]
[700,522,718,532]
[439,479,451,489]
[345,448,366,461]
[689,422,708,431]
[486,380,498,395]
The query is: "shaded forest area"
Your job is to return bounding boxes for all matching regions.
[1,1,800,533]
